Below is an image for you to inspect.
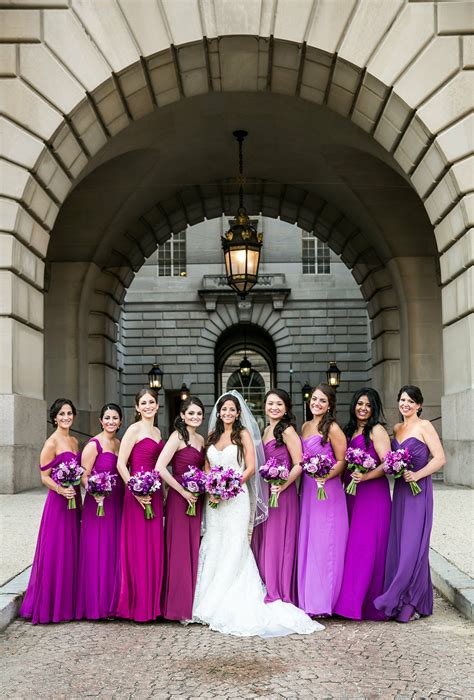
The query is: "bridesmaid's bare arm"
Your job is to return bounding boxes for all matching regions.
[325,423,346,480]
[39,438,75,499]
[404,421,445,483]
[240,429,256,484]
[272,426,302,494]
[80,440,98,486]
[353,424,390,482]
[155,431,197,504]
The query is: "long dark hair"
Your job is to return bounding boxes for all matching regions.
[50,398,77,426]
[265,388,296,447]
[344,387,386,448]
[174,396,205,445]
[398,384,424,416]
[134,387,159,423]
[100,403,123,421]
[206,394,244,462]
[311,383,336,446]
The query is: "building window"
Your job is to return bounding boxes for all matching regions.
[302,230,330,274]
[157,230,187,277]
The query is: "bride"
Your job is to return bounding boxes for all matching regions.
[192,391,324,637]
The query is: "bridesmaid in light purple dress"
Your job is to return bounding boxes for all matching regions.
[335,388,391,621]
[75,403,123,620]
[21,398,81,624]
[251,389,301,605]
[375,385,445,622]
[297,384,348,616]
[113,388,165,622]
[157,396,206,621]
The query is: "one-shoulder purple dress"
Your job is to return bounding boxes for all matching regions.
[297,434,349,616]
[162,445,205,620]
[375,437,434,621]
[334,434,391,621]
[20,451,81,624]
[113,437,165,622]
[251,439,299,604]
[75,438,123,620]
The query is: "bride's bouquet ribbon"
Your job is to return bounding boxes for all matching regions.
[259,457,290,508]
[345,447,376,496]
[205,465,244,509]
[182,466,207,516]
[383,447,421,495]
[86,471,117,516]
[127,471,161,519]
[51,458,84,509]
[301,452,334,500]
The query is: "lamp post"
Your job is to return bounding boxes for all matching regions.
[179,383,190,402]
[302,381,312,422]
[326,361,341,389]
[148,363,164,392]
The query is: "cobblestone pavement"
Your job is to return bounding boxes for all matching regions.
[1,594,472,699]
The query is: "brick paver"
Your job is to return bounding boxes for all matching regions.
[1,594,472,699]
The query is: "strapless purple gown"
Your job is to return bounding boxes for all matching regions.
[76,438,123,620]
[251,439,299,604]
[375,437,434,621]
[297,434,349,616]
[20,451,81,624]
[113,437,165,622]
[334,434,391,621]
[162,445,205,620]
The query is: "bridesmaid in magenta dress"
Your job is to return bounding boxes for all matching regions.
[297,384,348,616]
[113,388,165,622]
[75,403,123,620]
[375,385,445,622]
[251,389,301,605]
[21,398,81,624]
[335,388,391,621]
[157,396,206,621]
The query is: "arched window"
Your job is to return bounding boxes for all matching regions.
[222,350,270,432]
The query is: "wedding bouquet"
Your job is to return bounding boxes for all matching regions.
[301,451,334,500]
[127,471,161,519]
[383,447,421,495]
[205,466,243,509]
[345,447,377,496]
[259,457,290,508]
[86,471,117,516]
[182,466,207,516]
[51,458,84,509]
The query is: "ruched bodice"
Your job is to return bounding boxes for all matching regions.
[302,434,336,462]
[171,445,205,481]
[39,450,79,472]
[128,437,164,474]
[347,433,380,464]
[263,439,291,466]
[88,438,118,475]
[392,437,430,473]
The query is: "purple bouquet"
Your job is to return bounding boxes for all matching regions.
[384,448,421,496]
[127,471,161,520]
[51,458,84,509]
[259,457,290,508]
[182,466,207,516]
[86,471,117,516]
[345,447,377,496]
[205,466,244,509]
[301,451,334,500]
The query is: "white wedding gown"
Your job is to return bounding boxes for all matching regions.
[192,444,324,637]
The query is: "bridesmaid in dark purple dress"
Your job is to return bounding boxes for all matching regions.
[113,388,165,622]
[21,398,81,624]
[251,389,301,605]
[157,396,206,621]
[375,385,445,622]
[76,403,123,620]
[334,388,392,621]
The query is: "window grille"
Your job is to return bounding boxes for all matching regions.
[157,230,187,277]
[301,230,330,274]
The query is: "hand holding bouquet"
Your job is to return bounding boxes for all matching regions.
[383,447,421,495]
[301,452,334,500]
[182,466,207,516]
[345,447,376,496]
[205,466,243,509]
[51,458,84,509]
[86,471,117,516]
[259,457,290,508]
[127,471,161,519]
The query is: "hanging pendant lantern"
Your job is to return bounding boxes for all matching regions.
[326,361,341,388]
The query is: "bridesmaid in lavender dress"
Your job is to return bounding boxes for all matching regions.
[375,385,445,622]
[21,399,81,624]
[75,403,123,620]
[334,388,391,621]
[297,384,348,616]
[251,389,301,605]
[157,396,205,621]
[113,388,165,622]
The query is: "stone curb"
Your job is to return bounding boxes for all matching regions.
[0,567,30,632]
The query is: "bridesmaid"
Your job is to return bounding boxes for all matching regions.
[334,388,391,621]
[157,396,206,621]
[375,385,445,622]
[297,384,348,616]
[251,389,301,605]
[21,398,81,624]
[113,388,165,622]
[75,403,123,620]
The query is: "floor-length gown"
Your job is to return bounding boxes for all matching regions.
[162,445,205,620]
[192,444,324,637]
[251,439,299,604]
[374,438,434,621]
[75,438,123,619]
[334,434,391,621]
[297,434,349,615]
[20,451,81,624]
[113,437,165,622]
